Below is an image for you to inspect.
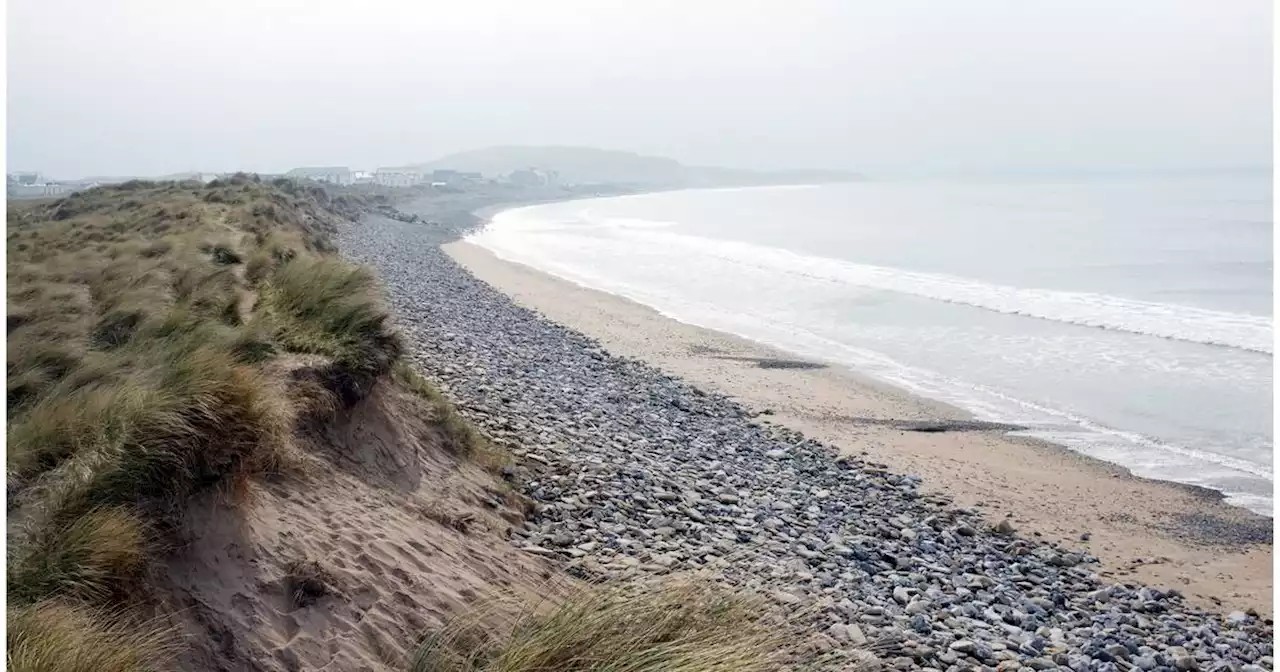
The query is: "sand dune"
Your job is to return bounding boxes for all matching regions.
[159,383,564,671]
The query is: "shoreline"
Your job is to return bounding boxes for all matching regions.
[444,237,1273,616]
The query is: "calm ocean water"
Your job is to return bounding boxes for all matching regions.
[469,176,1274,514]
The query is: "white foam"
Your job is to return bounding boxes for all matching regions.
[605,229,1274,354]
[468,209,1274,515]
[598,216,679,229]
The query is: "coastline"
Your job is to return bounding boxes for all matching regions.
[443,238,1273,616]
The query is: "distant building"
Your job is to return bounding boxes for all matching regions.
[430,169,483,186]
[8,182,73,199]
[373,168,426,188]
[160,171,219,183]
[286,166,354,185]
[6,170,88,198]
[8,171,44,186]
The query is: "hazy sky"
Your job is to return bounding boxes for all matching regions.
[7,0,1272,178]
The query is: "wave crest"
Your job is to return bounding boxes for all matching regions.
[617,230,1273,354]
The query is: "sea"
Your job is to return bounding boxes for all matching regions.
[468,174,1274,515]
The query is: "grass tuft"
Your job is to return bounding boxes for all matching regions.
[8,335,293,522]
[208,244,243,265]
[393,362,501,464]
[8,508,148,605]
[261,258,401,379]
[284,558,335,609]
[408,579,788,672]
[7,601,175,672]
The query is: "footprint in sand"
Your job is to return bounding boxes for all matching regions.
[401,611,428,632]
[368,542,397,563]
[389,544,431,572]
[273,646,301,672]
[391,590,421,609]
[348,583,376,609]
[229,592,257,618]
[354,551,382,572]
[277,613,301,643]
[389,567,415,586]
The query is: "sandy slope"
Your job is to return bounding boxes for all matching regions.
[159,381,564,671]
[445,240,1272,617]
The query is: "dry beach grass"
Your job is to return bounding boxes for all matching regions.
[410,579,793,672]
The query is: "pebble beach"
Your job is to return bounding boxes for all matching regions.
[337,204,1274,672]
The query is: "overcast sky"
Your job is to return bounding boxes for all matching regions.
[7,0,1272,179]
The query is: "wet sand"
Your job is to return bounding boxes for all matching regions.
[444,240,1273,617]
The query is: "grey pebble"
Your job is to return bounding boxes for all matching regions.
[338,207,1276,672]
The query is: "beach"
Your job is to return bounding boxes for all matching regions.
[334,206,1273,671]
[444,239,1273,616]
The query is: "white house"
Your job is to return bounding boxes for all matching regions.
[286,167,354,185]
[8,182,72,199]
[373,169,425,188]
[8,171,43,186]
